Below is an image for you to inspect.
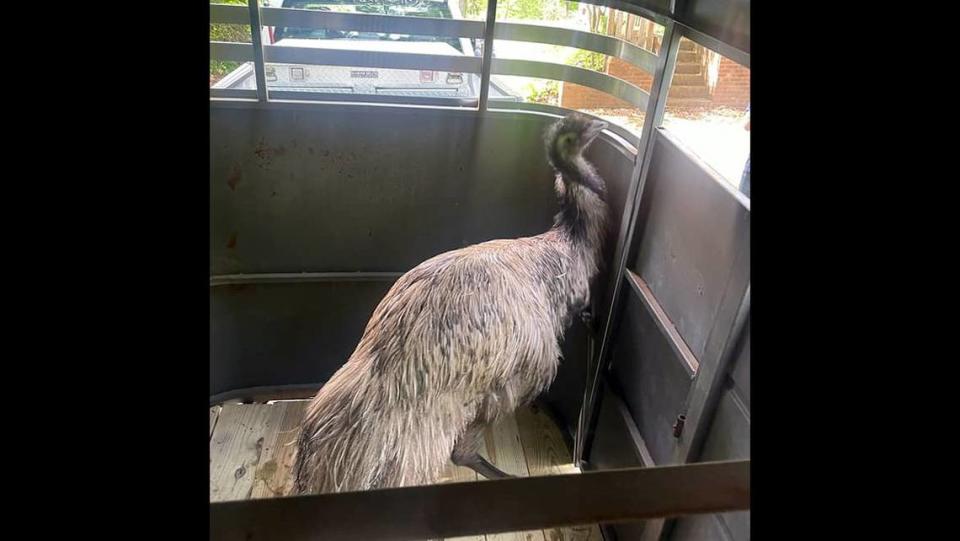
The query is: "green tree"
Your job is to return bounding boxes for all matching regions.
[463,0,577,21]
[210,1,263,83]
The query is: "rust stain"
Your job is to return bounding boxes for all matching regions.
[226,167,241,191]
[254,139,286,164]
[254,138,270,159]
[226,232,238,249]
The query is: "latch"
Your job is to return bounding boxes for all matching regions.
[672,414,687,438]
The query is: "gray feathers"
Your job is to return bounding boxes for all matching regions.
[292,113,609,495]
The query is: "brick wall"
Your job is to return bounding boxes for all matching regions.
[560,83,632,109]
[560,56,749,110]
[560,58,652,109]
[710,57,750,108]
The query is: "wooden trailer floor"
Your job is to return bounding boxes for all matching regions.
[210,400,601,541]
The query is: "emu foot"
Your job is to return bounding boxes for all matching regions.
[454,454,515,480]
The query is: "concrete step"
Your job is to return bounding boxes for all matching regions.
[675,62,701,74]
[665,97,714,107]
[668,85,710,98]
[678,51,700,63]
[672,73,705,86]
[679,39,698,52]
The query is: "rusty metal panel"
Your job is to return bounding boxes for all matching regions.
[210,279,394,398]
[630,129,750,367]
[210,102,638,441]
[610,292,694,465]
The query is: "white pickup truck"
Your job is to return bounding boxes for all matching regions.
[214,0,518,100]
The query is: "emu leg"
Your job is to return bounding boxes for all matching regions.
[451,422,515,480]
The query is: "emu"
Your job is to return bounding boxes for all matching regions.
[292,113,609,494]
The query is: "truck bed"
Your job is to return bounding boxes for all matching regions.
[210,400,601,541]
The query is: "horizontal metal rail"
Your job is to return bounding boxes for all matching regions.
[211,272,403,287]
[209,88,257,100]
[493,22,657,74]
[212,4,483,38]
[263,44,481,73]
[209,44,646,111]
[210,3,250,25]
[211,5,658,73]
[266,90,477,108]
[210,41,254,62]
[492,58,649,111]
[267,6,485,39]
[487,100,641,152]
[210,459,750,541]
[624,269,700,375]
[211,383,321,405]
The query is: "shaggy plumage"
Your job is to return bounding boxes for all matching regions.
[292,113,610,494]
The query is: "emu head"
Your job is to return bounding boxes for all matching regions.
[546,113,608,169]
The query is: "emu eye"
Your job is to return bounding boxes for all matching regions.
[558,133,576,151]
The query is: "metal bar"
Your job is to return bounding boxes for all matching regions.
[264,90,477,108]
[210,3,251,25]
[477,0,497,111]
[488,100,640,152]
[209,88,258,100]
[491,58,649,111]
[606,381,656,467]
[210,459,750,541]
[602,0,674,27]
[211,61,255,90]
[674,287,750,464]
[263,44,481,73]
[260,6,486,39]
[247,0,267,102]
[576,21,682,466]
[493,22,658,74]
[211,383,321,406]
[675,23,750,69]
[210,272,403,287]
[210,41,254,62]
[624,269,699,376]
[216,4,659,74]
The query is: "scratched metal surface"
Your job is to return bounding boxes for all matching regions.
[210,102,636,441]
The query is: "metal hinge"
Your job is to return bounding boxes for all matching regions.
[581,310,601,339]
[672,414,687,438]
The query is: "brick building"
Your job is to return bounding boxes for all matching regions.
[559,10,750,110]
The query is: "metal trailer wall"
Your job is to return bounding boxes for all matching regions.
[210,1,750,537]
[584,129,750,541]
[210,100,638,439]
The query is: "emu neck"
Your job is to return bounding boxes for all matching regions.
[552,156,607,256]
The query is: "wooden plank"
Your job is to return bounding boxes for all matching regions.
[210,405,221,439]
[481,415,546,541]
[210,403,288,502]
[515,406,574,477]
[251,401,308,499]
[516,407,603,541]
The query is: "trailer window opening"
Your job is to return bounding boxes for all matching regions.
[210,1,747,158]
[661,36,750,197]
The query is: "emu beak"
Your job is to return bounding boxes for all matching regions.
[584,119,608,146]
